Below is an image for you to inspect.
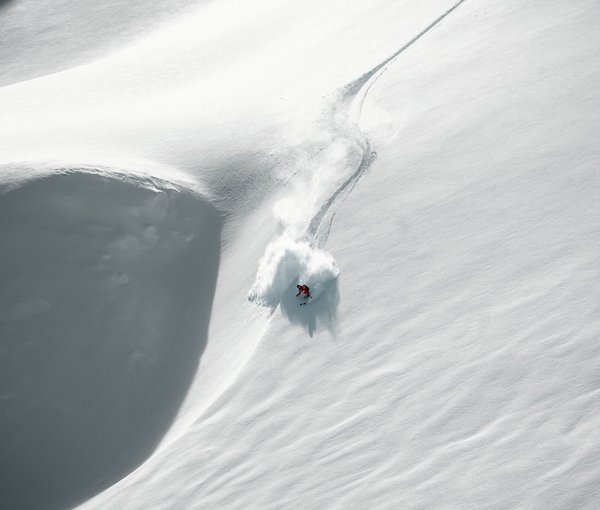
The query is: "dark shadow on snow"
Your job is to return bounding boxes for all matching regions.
[0,171,221,510]
[279,279,340,337]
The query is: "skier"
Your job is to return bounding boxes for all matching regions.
[296,284,311,305]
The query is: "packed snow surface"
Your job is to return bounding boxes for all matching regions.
[1,0,599,509]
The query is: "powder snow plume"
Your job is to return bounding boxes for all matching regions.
[248,233,339,307]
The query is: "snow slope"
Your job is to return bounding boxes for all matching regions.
[0,0,205,87]
[1,0,600,508]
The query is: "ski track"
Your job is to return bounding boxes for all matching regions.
[308,0,469,248]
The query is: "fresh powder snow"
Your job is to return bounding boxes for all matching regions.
[1,1,599,509]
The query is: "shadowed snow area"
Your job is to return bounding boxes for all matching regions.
[0,172,220,510]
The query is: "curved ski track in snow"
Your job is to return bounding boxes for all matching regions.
[309,0,469,248]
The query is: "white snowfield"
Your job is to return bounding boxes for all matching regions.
[1,0,599,509]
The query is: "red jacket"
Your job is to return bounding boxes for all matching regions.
[297,284,310,297]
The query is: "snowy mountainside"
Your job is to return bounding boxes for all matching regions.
[83,0,600,509]
[1,0,600,509]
